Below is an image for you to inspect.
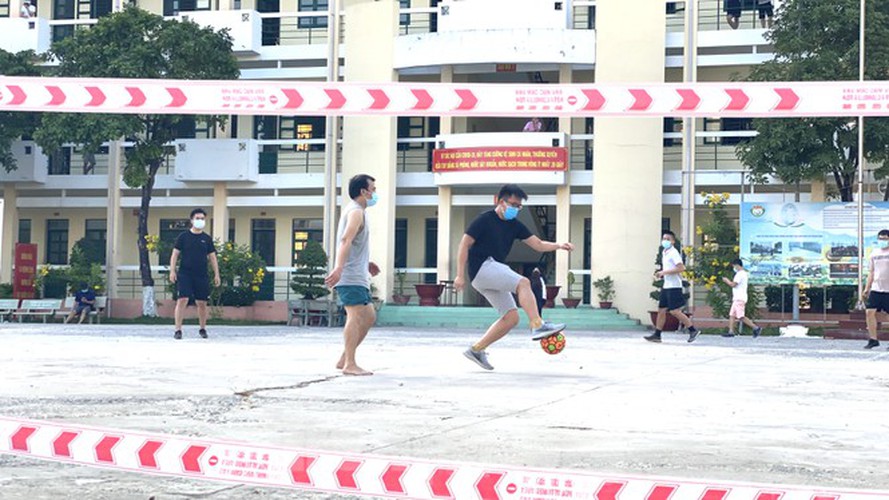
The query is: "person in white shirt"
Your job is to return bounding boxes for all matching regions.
[722,258,763,338]
[20,0,36,18]
[862,229,889,349]
[645,230,699,343]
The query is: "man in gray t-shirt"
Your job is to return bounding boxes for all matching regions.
[325,174,381,375]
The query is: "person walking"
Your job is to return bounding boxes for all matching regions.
[325,174,381,376]
[170,208,220,340]
[863,229,889,349]
[721,258,763,338]
[644,230,699,343]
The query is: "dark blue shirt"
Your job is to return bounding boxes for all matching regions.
[75,289,96,305]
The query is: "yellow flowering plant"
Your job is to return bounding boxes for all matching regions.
[687,192,761,320]
[210,239,267,307]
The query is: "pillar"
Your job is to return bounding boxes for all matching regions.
[555,64,572,300]
[342,0,398,300]
[436,186,452,282]
[212,182,228,242]
[0,186,17,283]
[590,0,666,321]
[436,65,454,283]
[105,141,123,303]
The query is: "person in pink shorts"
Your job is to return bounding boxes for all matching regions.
[722,258,763,338]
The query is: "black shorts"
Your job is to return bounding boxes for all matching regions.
[725,0,741,18]
[758,3,773,19]
[658,288,687,311]
[867,291,889,313]
[177,273,210,302]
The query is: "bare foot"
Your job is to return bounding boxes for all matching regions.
[342,365,373,376]
[335,353,345,370]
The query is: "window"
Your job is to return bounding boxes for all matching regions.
[399,0,410,26]
[163,0,210,16]
[394,219,407,268]
[298,0,327,29]
[159,219,190,267]
[292,219,323,266]
[46,219,69,265]
[85,219,107,264]
[228,218,236,243]
[720,118,754,146]
[18,219,31,244]
[48,148,71,175]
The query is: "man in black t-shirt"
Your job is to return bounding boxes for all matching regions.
[455,184,574,371]
[170,208,220,340]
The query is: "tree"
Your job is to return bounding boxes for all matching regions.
[738,0,889,201]
[0,49,40,173]
[290,240,330,300]
[33,7,239,316]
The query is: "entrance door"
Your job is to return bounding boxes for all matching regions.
[251,219,276,300]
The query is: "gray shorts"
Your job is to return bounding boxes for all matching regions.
[471,257,525,317]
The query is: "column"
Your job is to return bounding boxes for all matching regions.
[591,0,666,321]
[104,141,123,303]
[0,186,17,284]
[554,64,572,300]
[436,65,454,283]
[212,182,229,242]
[341,0,399,300]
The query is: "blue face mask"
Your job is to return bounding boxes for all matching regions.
[878,239,889,249]
[503,206,520,221]
[366,192,378,207]
[661,240,672,249]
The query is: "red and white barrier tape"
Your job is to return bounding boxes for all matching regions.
[1,417,887,500]
[2,77,889,117]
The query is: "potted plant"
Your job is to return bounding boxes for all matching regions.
[593,275,616,309]
[414,281,445,306]
[392,270,411,305]
[290,240,330,301]
[561,271,582,309]
[544,278,561,308]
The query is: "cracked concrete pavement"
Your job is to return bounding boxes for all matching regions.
[1,324,888,499]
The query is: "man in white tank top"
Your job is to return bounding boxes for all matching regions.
[325,174,381,375]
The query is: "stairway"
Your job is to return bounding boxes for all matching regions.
[376,305,642,331]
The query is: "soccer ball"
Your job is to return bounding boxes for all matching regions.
[539,332,566,355]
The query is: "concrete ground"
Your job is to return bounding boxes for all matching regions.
[0,324,888,499]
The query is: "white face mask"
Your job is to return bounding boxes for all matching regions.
[193,219,206,230]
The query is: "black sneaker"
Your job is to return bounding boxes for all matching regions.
[752,327,763,339]
[865,339,880,349]
[174,330,182,340]
[199,329,208,339]
[687,327,700,343]
[644,333,662,343]
[721,331,735,338]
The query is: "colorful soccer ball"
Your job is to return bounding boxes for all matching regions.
[540,332,566,355]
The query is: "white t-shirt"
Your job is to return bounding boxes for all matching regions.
[662,246,683,289]
[869,250,889,293]
[20,4,35,17]
[731,269,749,302]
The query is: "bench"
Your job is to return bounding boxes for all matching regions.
[62,296,108,324]
[0,299,20,323]
[13,299,63,323]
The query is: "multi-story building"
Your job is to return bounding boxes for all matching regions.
[0,0,819,322]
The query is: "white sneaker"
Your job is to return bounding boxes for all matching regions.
[531,321,566,340]
[463,348,494,370]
